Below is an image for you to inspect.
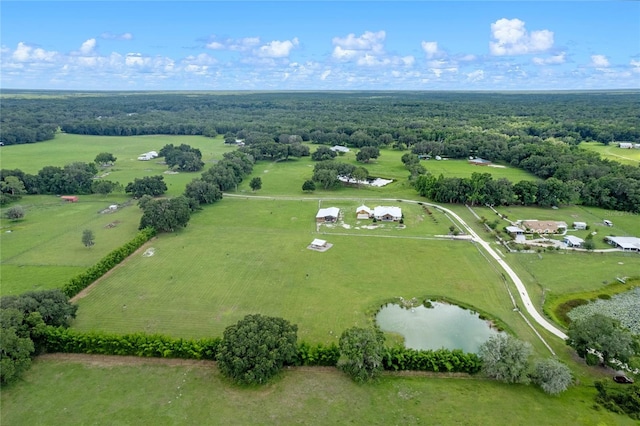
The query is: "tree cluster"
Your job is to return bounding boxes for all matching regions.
[200,151,255,192]
[0,290,77,384]
[567,314,637,366]
[125,175,167,198]
[159,143,204,172]
[1,163,122,205]
[216,314,298,385]
[138,195,192,232]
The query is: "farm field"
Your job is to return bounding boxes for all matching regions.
[420,158,539,182]
[580,142,640,166]
[71,197,546,348]
[0,194,143,295]
[1,355,634,426]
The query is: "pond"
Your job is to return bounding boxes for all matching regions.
[375,301,502,353]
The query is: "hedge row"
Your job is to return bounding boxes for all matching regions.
[62,227,156,298]
[41,327,481,374]
[41,327,220,359]
[383,347,482,374]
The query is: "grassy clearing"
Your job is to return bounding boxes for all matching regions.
[71,197,542,349]
[1,357,634,426]
[0,195,143,295]
[421,158,539,181]
[580,142,640,166]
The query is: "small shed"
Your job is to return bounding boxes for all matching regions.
[603,219,613,227]
[573,221,587,230]
[61,196,78,202]
[311,239,327,248]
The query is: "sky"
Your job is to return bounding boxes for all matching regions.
[1,1,639,91]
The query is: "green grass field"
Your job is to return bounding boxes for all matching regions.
[2,134,639,424]
[580,142,640,166]
[0,195,143,295]
[71,197,544,348]
[1,356,634,426]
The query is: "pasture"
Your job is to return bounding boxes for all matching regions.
[580,142,640,166]
[71,197,546,350]
[1,356,634,426]
[420,158,539,181]
[0,195,142,295]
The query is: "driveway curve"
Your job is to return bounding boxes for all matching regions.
[224,194,568,340]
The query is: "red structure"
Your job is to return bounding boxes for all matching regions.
[61,196,78,202]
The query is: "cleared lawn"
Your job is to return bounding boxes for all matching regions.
[421,158,539,181]
[0,195,143,295]
[1,356,634,426]
[72,197,540,348]
[580,141,640,166]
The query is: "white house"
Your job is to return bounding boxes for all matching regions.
[373,206,402,222]
[506,226,525,243]
[618,142,634,149]
[605,236,640,252]
[573,221,587,230]
[316,207,340,223]
[356,205,372,219]
[563,235,584,248]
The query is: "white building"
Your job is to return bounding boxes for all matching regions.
[356,205,372,219]
[373,206,402,222]
[563,235,584,248]
[573,221,587,230]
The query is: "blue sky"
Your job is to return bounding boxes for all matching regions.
[1,1,639,90]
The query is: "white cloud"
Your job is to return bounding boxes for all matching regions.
[490,18,554,55]
[101,32,133,41]
[320,70,331,80]
[79,39,97,55]
[533,52,566,65]
[590,54,610,67]
[466,70,485,82]
[631,59,640,73]
[421,41,439,59]
[257,38,299,58]
[205,36,260,52]
[332,31,385,61]
[11,42,57,62]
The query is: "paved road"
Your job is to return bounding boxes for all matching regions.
[224,193,569,340]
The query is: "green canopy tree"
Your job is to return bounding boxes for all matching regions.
[531,358,573,395]
[216,314,298,385]
[478,334,532,384]
[338,327,385,383]
[567,314,636,365]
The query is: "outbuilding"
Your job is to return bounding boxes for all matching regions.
[573,221,587,230]
[356,205,372,219]
[563,235,584,248]
[316,207,340,223]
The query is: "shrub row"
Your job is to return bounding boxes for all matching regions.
[41,327,220,360]
[40,327,481,374]
[383,347,482,374]
[62,227,156,298]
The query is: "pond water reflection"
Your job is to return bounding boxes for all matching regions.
[376,302,502,353]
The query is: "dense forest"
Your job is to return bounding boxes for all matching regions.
[1,90,639,212]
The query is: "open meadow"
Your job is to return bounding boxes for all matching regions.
[2,355,635,426]
[2,133,639,424]
[580,142,640,166]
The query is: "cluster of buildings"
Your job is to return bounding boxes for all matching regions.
[137,151,158,161]
[504,217,639,252]
[315,205,402,223]
[618,142,640,149]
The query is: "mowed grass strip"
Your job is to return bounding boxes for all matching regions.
[72,198,531,344]
[1,357,634,426]
[421,158,539,181]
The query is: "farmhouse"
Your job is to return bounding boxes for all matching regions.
[373,206,402,222]
[330,145,350,153]
[468,157,492,166]
[563,235,584,248]
[604,236,640,252]
[356,205,372,219]
[521,220,567,234]
[316,207,340,223]
[61,196,78,202]
[573,221,587,230]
